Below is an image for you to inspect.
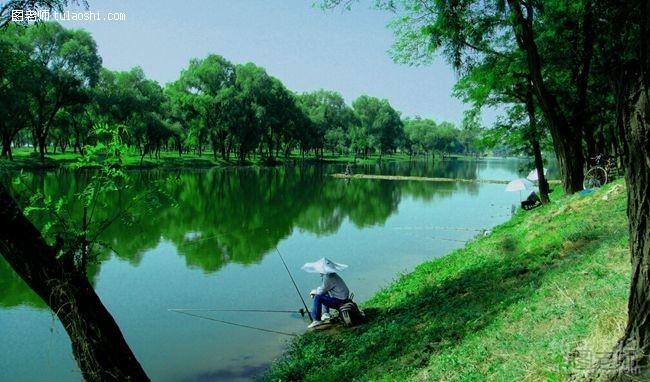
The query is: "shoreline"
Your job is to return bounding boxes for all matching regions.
[1,150,535,172]
[330,173,563,185]
[265,180,629,381]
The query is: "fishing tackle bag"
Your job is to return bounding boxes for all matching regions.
[339,300,364,326]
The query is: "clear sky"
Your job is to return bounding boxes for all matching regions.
[59,0,495,125]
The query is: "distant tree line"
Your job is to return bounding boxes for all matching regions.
[0,22,482,165]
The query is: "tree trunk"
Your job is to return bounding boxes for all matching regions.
[550,129,585,193]
[508,0,585,194]
[616,81,650,377]
[583,122,598,161]
[220,141,227,160]
[2,135,13,161]
[525,83,550,204]
[531,138,550,204]
[38,136,46,162]
[0,184,150,381]
[587,79,650,382]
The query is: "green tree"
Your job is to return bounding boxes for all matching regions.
[324,0,594,194]
[403,117,437,161]
[232,63,270,162]
[173,54,236,159]
[95,67,168,160]
[0,24,33,160]
[453,53,551,203]
[352,95,403,159]
[19,22,101,162]
[298,90,356,159]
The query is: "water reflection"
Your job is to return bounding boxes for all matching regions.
[1,159,526,309]
[1,159,533,382]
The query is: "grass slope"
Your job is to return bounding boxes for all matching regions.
[266,181,630,381]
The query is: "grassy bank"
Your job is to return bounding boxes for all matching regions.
[266,180,630,381]
[1,149,473,170]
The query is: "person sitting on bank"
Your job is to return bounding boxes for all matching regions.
[301,258,350,328]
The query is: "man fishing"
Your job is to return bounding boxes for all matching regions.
[301,258,350,328]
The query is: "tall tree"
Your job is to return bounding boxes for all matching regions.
[95,67,168,158]
[298,90,356,159]
[453,54,551,203]
[403,117,438,161]
[586,0,650,378]
[0,24,33,160]
[19,22,101,162]
[352,95,403,159]
[174,55,236,160]
[506,0,594,194]
[232,63,270,162]
[324,0,594,194]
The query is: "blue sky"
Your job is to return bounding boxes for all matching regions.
[59,0,496,124]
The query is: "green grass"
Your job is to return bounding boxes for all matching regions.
[1,148,471,170]
[2,148,247,170]
[266,181,630,381]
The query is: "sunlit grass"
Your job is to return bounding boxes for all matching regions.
[266,180,630,381]
[2,148,472,170]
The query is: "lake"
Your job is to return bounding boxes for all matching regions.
[0,158,549,381]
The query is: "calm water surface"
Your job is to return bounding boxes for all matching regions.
[0,158,550,381]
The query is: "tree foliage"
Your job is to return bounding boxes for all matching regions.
[0,22,480,165]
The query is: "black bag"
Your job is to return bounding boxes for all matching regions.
[339,300,364,326]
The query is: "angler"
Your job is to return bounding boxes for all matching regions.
[302,258,363,329]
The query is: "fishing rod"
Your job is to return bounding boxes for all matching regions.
[170,227,315,322]
[168,309,298,337]
[274,246,313,322]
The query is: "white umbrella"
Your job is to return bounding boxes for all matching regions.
[505,178,534,202]
[505,178,534,192]
[301,258,348,274]
[526,168,548,181]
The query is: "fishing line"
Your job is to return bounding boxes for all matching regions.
[168,309,298,337]
[274,246,313,321]
[169,308,306,315]
[431,236,469,243]
[393,226,486,232]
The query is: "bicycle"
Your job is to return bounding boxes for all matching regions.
[583,154,619,189]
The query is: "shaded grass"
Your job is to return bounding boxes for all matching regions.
[266,181,630,381]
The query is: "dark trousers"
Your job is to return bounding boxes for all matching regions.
[312,294,345,320]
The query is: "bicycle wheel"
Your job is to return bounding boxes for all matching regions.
[583,166,608,189]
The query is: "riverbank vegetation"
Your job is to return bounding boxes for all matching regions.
[316,1,649,378]
[0,22,481,167]
[0,147,469,171]
[267,181,630,381]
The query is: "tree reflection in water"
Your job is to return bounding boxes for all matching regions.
[1,161,488,308]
